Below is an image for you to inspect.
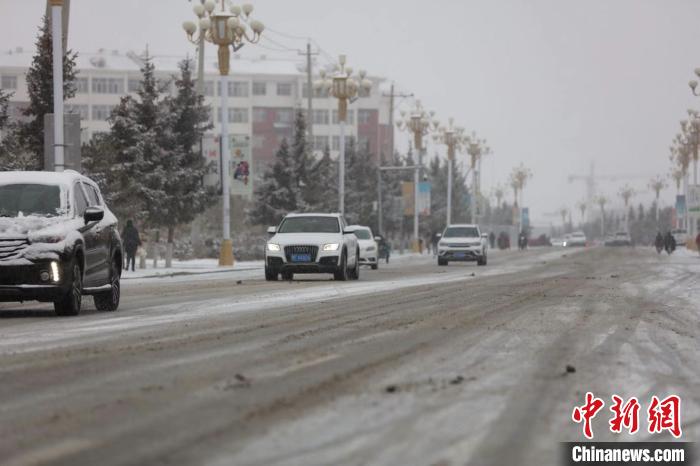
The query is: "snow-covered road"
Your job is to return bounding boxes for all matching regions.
[0,247,697,466]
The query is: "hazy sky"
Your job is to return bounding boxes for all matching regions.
[2,0,699,224]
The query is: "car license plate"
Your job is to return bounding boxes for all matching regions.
[454,252,466,258]
[291,254,311,262]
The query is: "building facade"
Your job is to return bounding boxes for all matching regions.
[0,47,394,196]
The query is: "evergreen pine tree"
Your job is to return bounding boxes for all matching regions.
[249,139,299,226]
[345,139,378,227]
[18,15,77,169]
[0,89,23,169]
[305,145,337,212]
[290,110,312,210]
[157,59,214,255]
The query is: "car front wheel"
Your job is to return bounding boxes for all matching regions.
[55,263,82,316]
[265,267,278,281]
[95,260,121,312]
[334,251,348,281]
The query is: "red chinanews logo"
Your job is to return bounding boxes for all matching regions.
[572,392,682,439]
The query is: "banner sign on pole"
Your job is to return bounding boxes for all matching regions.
[418,182,431,216]
[676,195,686,216]
[688,186,700,214]
[202,134,253,198]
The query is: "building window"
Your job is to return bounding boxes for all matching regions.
[204,81,215,97]
[275,108,294,125]
[357,109,373,124]
[332,109,355,124]
[313,135,329,151]
[1,75,17,90]
[332,135,340,151]
[312,109,329,125]
[92,77,124,94]
[358,136,371,151]
[91,105,113,121]
[229,81,249,97]
[229,108,249,123]
[253,108,268,123]
[75,77,89,94]
[277,82,294,96]
[66,104,89,120]
[252,81,266,96]
[313,87,329,98]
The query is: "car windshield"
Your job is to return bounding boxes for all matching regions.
[0,183,63,217]
[278,216,340,233]
[444,227,479,238]
[353,229,372,240]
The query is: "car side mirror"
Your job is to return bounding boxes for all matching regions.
[267,226,277,235]
[83,206,104,224]
[481,233,488,239]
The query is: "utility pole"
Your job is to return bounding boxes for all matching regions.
[378,84,412,236]
[49,0,65,172]
[299,42,319,142]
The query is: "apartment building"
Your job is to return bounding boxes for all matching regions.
[0,47,394,197]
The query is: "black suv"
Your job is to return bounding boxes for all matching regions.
[0,171,122,316]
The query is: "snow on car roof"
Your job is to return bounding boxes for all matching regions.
[0,170,87,187]
[285,212,341,217]
[446,224,478,228]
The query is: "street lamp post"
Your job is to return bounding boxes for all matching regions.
[618,184,634,234]
[49,0,65,172]
[648,176,666,223]
[433,118,465,227]
[397,101,436,251]
[464,133,490,225]
[315,56,371,216]
[183,0,264,266]
[597,196,608,238]
[509,164,532,235]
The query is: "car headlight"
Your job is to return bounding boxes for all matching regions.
[322,243,340,251]
[266,243,281,252]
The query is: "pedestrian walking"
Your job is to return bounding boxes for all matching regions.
[122,219,141,272]
[488,231,495,249]
[664,231,676,255]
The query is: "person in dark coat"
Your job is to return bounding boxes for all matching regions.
[122,220,141,272]
[488,231,496,249]
[654,232,664,253]
[664,231,676,255]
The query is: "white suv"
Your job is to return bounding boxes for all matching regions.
[265,213,360,281]
[437,224,488,266]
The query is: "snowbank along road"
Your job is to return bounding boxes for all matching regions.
[0,247,698,466]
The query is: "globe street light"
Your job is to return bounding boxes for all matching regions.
[433,118,466,226]
[183,0,264,266]
[464,133,491,224]
[397,100,436,251]
[509,163,532,234]
[314,56,371,216]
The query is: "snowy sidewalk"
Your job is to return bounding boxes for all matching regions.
[121,259,263,280]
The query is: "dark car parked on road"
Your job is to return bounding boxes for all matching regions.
[0,171,122,316]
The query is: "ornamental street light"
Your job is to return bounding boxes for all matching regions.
[49,0,65,172]
[464,133,491,224]
[183,0,264,266]
[670,131,691,231]
[433,118,466,226]
[509,163,532,234]
[397,100,437,251]
[314,56,372,216]
[648,175,667,222]
[596,195,608,237]
[618,184,635,233]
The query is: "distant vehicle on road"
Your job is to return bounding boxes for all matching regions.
[265,213,359,281]
[671,229,687,247]
[437,224,487,266]
[551,237,565,247]
[605,231,632,247]
[347,225,379,270]
[0,171,123,316]
[564,231,587,247]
